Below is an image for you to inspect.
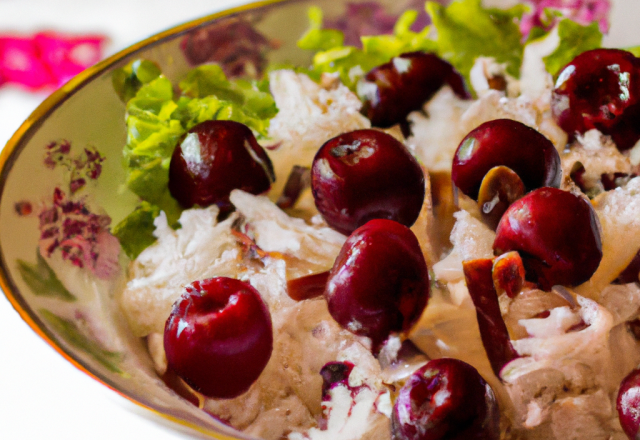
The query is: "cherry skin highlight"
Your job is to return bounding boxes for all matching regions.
[617,368,640,439]
[324,219,429,352]
[164,277,273,399]
[359,51,469,128]
[452,119,561,200]
[493,187,602,291]
[552,48,640,151]
[391,358,500,440]
[311,129,425,236]
[168,120,274,213]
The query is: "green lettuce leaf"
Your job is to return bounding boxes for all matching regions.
[297,8,432,89]
[173,94,273,137]
[297,0,606,96]
[297,0,525,89]
[427,0,526,80]
[178,64,277,121]
[121,76,184,223]
[297,8,384,89]
[297,6,344,51]
[542,19,602,77]
[311,46,387,89]
[118,60,278,258]
[360,10,437,58]
[627,46,640,57]
[112,59,162,103]
[265,62,322,82]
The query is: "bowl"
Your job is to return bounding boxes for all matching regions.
[0,0,430,439]
[1,0,638,439]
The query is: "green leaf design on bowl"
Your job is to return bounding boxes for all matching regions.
[39,309,125,375]
[113,201,161,259]
[17,251,76,302]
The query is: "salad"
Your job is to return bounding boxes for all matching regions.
[110,0,640,439]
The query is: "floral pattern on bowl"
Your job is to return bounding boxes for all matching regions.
[12,138,124,375]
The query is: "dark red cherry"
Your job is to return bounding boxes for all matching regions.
[452,119,561,200]
[164,277,273,399]
[615,249,640,284]
[601,172,637,191]
[359,51,470,128]
[494,187,602,291]
[168,120,274,213]
[569,162,588,193]
[391,358,500,440]
[552,48,640,151]
[324,219,429,352]
[570,164,636,197]
[311,129,425,235]
[617,368,640,439]
[627,319,640,340]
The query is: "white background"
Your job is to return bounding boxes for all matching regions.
[1,0,640,439]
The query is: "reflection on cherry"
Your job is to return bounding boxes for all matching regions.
[615,250,640,284]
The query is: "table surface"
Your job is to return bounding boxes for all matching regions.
[1,0,639,439]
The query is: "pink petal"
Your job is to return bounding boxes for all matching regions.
[521,0,611,38]
[0,36,54,89]
[34,32,106,87]
[92,231,121,280]
[0,32,107,90]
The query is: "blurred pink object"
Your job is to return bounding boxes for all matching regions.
[0,32,107,90]
[521,0,610,37]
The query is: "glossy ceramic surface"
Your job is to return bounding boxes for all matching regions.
[0,0,430,438]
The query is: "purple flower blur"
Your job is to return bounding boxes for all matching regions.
[37,141,119,280]
[521,0,610,37]
[325,1,432,47]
